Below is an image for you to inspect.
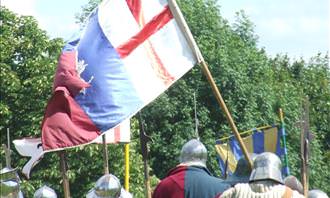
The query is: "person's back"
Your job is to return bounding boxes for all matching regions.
[184,166,229,197]
[152,139,230,198]
[221,180,303,198]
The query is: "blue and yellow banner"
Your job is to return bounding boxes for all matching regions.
[215,125,289,177]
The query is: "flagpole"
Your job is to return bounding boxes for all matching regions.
[124,143,130,191]
[300,99,310,197]
[279,108,290,176]
[138,113,152,198]
[59,151,71,198]
[4,128,12,168]
[168,0,253,169]
[102,134,109,174]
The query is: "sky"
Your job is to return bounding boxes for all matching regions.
[2,0,329,60]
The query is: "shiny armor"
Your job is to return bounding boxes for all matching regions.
[179,139,207,167]
[0,167,20,198]
[34,185,57,198]
[87,174,121,198]
[249,152,283,184]
[308,189,329,198]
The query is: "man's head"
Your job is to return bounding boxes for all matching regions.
[179,139,207,167]
[249,152,283,184]
[284,175,303,194]
[87,174,121,198]
[34,185,57,198]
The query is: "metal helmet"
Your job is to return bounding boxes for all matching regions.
[91,174,121,198]
[308,189,329,198]
[179,139,207,167]
[34,185,57,198]
[0,167,20,198]
[226,153,257,185]
[249,152,283,184]
[284,175,303,194]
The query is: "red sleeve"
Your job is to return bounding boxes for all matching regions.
[152,177,184,198]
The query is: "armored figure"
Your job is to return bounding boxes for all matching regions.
[86,174,132,198]
[0,167,23,198]
[220,152,304,198]
[34,185,57,198]
[308,189,329,198]
[153,139,230,198]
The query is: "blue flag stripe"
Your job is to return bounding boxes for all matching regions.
[252,131,264,154]
[74,9,144,131]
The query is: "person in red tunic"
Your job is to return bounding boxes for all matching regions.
[152,139,230,198]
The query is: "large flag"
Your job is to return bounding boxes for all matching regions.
[13,120,130,179]
[41,0,197,151]
[215,125,289,177]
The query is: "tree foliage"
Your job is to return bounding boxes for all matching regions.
[1,0,329,197]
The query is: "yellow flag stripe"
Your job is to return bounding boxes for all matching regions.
[264,127,278,153]
[215,143,237,173]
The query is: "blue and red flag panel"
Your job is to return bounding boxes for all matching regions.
[41,0,197,151]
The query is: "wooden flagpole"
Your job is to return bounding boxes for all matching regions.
[102,134,109,174]
[138,113,152,198]
[4,128,12,168]
[59,151,71,198]
[168,0,253,169]
[300,99,310,197]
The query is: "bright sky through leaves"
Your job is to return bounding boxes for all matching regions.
[2,0,329,60]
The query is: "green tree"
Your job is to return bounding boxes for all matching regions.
[1,0,329,196]
[1,6,63,196]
